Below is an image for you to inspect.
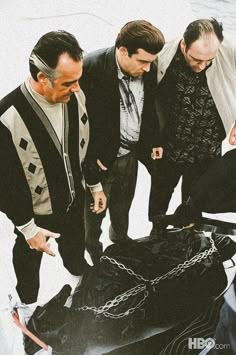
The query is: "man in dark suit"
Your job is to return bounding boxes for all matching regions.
[81,20,165,263]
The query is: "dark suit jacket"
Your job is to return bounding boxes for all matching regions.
[80,46,161,185]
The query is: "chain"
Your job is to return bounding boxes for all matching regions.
[76,283,148,318]
[76,236,217,319]
[100,255,149,282]
[151,235,217,285]
[103,290,149,319]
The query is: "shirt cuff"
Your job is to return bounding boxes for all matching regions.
[16,218,40,241]
[88,182,103,193]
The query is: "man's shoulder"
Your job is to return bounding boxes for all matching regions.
[214,35,236,68]
[220,35,236,53]
[157,38,180,65]
[83,46,115,69]
[160,38,180,56]
[0,86,22,115]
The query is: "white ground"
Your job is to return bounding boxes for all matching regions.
[0,1,235,354]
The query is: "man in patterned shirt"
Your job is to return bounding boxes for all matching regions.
[150,18,236,234]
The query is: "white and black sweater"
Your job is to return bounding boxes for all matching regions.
[0,81,89,231]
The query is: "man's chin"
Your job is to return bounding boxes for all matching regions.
[61,96,71,103]
[131,73,144,78]
[192,67,203,73]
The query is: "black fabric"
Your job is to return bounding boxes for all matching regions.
[0,120,34,226]
[13,200,86,304]
[213,288,236,354]
[190,149,236,213]
[85,153,138,252]
[149,157,215,219]
[159,296,224,355]
[80,46,159,185]
[74,230,226,326]
[24,229,230,355]
[105,297,224,355]
[24,285,73,355]
[208,233,236,262]
[164,149,236,229]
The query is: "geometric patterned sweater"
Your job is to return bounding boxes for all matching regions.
[0,82,89,228]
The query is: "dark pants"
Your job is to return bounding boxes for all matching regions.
[190,149,236,213]
[149,158,215,221]
[85,153,139,253]
[13,202,86,304]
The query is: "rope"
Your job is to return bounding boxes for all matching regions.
[12,309,49,352]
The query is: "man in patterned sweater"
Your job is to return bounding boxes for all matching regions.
[150,18,236,234]
[0,31,106,305]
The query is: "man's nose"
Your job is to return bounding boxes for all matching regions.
[142,62,151,72]
[70,81,80,92]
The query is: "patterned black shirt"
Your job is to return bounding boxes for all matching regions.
[159,44,225,164]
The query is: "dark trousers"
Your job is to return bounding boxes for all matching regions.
[85,153,139,252]
[13,202,86,304]
[190,149,236,213]
[149,158,215,221]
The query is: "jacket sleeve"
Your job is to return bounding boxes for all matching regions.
[0,122,34,226]
[80,55,105,185]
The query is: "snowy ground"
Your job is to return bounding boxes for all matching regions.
[0,1,235,354]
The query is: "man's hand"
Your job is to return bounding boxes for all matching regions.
[89,159,108,213]
[151,147,163,160]
[91,191,107,214]
[27,228,60,256]
[229,126,236,145]
[97,159,108,171]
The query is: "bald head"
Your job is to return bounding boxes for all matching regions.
[183,18,223,51]
[181,18,223,72]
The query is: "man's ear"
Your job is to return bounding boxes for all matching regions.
[37,72,48,86]
[180,39,186,54]
[119,46,128,57]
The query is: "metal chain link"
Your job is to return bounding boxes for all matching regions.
[76,236,217,319]
[100,255,149,282]
[76,283,148,318]
[103,290,149,319]
[151,235,217,285]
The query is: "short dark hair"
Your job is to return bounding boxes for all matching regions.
[183,18,224,51]
[29,30,83,81]
[115,20,165,56]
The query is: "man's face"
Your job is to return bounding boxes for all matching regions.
[41,53,82,103]
[180,34,221,73]
[117,47,158,77]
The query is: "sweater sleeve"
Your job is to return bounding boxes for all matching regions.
[0,122,34,226]
[16,218,40,240]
